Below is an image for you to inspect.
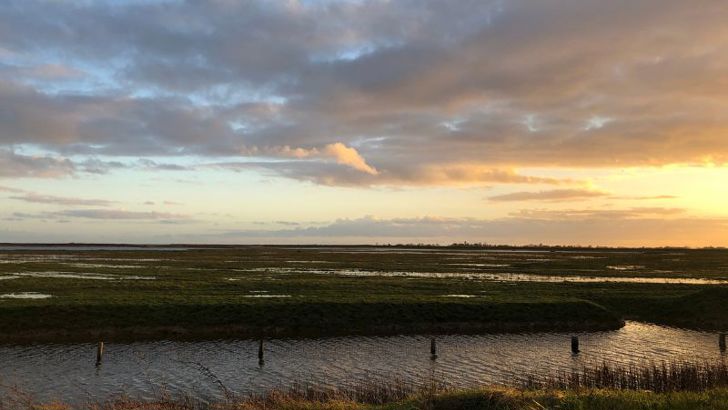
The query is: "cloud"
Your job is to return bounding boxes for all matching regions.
[322,143,378,175]
[211,161,573,187]
[0,185,23,193]
[609,195,678,200]
[78,158,127,174]
[240,142,378,174]
[8,193,116,207]
[0,1,727,185]
[0,150,74,178]
[510,207,686,220]
[2,209,192,223]
[488,189,608,202]
[25,63,82,79]
[0,150,194,178]
[136,159,192,171]
[55,209,188,220]
[1,63,83,80]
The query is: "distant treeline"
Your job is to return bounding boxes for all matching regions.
[373,242,728,251]
[0,242,726,251]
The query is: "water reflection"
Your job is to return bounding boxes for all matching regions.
[0,322,724,403]
[234,267,727,285]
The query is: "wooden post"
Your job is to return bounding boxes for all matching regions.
[258,339,264,365]
[96,341,104,365]
[430,337,437,360]
[720,333,726,352]
[571,336,580,354]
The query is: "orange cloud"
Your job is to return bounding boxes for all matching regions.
[488,189,608,202]
[239,143,378,175]
[322,142,378,175]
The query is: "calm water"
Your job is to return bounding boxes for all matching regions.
[0,322,724,403]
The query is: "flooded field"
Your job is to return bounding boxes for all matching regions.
[0,246,726,371]
[230,267,728,285]
[1,246,727,284]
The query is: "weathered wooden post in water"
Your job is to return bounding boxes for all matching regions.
[430,337,437,360]
[571,336,580,354]
[258,339,265,366]
[720,333,726,352]
[96,341,104,365]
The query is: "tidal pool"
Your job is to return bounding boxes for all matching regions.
[0,292,52,299]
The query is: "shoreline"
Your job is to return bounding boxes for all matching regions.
[0,318,625,345]
[0,297,625,344]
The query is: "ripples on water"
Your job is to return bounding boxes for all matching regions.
[0,322,724,403]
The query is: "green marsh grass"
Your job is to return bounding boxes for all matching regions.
[0,246,726,342]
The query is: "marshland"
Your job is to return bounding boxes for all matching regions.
[0,245,727,407]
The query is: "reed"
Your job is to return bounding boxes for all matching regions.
[0,378,445,410]
[237,378,445,408]
[524,360,728,392]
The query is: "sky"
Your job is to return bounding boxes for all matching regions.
[1,0,727,246]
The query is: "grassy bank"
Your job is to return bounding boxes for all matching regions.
[9,389,728,410]
[596,287,728,330]
[0,246,726,343]
[0,300,622,343]
[388,388,728,410]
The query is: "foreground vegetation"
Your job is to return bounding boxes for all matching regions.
[0,245,727,342]
[5,389,728,410]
